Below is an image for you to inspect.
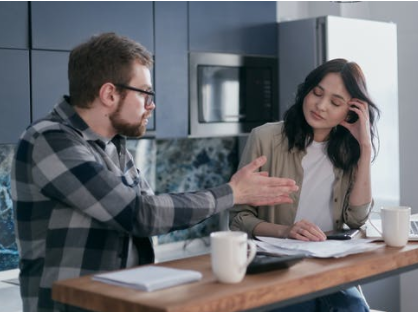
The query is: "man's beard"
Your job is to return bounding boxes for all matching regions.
[109,99,147,138]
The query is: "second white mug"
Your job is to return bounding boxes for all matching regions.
[369,206,411,247]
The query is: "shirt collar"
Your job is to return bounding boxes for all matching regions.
[53,96,124,147]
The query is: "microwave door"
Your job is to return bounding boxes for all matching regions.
[199,66,242,123]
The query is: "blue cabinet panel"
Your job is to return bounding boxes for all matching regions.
[154,2,188,138]
[0,49,30,143]
[31,50,70,121]
[189,2,277,56]
[31,2,154,52]
[0,2,29,49]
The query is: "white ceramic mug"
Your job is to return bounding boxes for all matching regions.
[210,231,256,283]
[369,206,411,247]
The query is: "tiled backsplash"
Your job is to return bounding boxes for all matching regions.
[0,145,18,271]
[128,137,238,244]
[0,137,238,271]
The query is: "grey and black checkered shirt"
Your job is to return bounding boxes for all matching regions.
[11,97,234,312]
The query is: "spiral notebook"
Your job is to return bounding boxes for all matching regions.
[92,266,202,292]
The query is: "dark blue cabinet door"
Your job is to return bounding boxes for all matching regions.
[154,2,188,138]
[189,2,277,56]
[31,2,154,52]
[0,2,29,49]
[31,51,70,122]
[0,49,30,143]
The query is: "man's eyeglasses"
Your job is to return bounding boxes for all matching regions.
[114,84,155,107]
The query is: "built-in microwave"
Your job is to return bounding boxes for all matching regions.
[189,52,278,137]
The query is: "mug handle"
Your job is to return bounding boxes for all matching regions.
[245,240,257,268]
[368,211,383,236]
[238,239,257,275]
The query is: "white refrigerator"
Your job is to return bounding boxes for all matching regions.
[278,15,399,211]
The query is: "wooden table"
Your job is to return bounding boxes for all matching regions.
[52,242,418,312]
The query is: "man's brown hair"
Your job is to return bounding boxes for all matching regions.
[68,32,153,108]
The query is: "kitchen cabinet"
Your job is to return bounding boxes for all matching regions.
[0,2,28,49]
[154,2,188,138]
[189,2,277,56]
[0,1,279,143]
[30,2,154,52]
[31,50,70,121]
[0,49,30,143]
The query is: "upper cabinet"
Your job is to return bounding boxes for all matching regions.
[0,2,30,143]
[29,2,155,131]
[0,1,279,143]
[189,2,277,56]
[0,2,29,49]
[154,2,188,138]
[31,2,154,52]
[0,49,30,143]
[31,50,70,122]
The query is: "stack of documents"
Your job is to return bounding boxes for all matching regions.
[256,236,383,258]
[93,266,202,291]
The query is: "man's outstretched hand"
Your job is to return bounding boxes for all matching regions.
[229,156,299,206]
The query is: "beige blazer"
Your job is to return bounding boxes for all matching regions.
[229,122,372,238]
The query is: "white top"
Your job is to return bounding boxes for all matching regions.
[294,141,335,231]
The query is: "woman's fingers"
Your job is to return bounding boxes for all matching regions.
[288,220,326,241]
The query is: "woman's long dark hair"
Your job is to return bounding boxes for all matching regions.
[283,58,380,171]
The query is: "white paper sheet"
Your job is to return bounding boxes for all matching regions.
[92,266,202,291]
[256,236,383,258]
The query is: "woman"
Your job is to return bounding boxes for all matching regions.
[230,58,380,311]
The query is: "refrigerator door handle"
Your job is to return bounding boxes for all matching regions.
[316,17,327,66]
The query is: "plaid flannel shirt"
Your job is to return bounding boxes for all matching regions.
[11,97,234,312]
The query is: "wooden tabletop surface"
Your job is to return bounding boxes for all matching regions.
[52,241,418,312]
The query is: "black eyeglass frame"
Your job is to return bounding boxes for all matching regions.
[114,83,155,107]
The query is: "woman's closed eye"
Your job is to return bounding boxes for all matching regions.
[312,86,346,108]
[331,97,346,107]
[312,86,323,97]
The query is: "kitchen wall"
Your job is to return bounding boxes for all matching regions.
[277,2,418,311]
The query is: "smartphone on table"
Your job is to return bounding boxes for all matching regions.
[326,229,360,240]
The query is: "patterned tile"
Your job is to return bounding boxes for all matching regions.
[0,145,18,272]
[128,137,238,244]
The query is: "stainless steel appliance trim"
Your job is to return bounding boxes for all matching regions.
[189,52,278,138]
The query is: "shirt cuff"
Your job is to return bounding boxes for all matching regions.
[208,184,234,213]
